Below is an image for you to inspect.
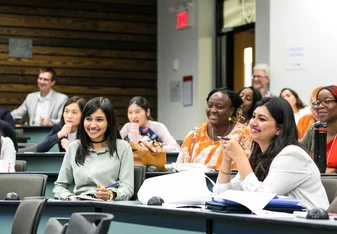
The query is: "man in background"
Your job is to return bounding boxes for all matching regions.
[252,63,274,97]
[11,68,68,126]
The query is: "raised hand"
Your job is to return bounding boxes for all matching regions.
[58,123,72,139]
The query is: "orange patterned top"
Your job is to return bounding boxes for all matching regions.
[176,121,252,170]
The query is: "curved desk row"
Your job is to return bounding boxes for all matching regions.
[8,171,222,198]
[1,200,337,234]
[16,152,180,172]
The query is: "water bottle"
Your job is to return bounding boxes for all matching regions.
[314,122,327,173]
[129,123,140,143]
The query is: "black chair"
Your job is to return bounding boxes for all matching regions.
[12,197,48,234]
[131,165,146,200]
[44,217,69,234]
[14,160,27,172]
[66,213,113,234]
[0,174,47,199]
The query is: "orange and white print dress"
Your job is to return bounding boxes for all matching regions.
[176,121,252,170]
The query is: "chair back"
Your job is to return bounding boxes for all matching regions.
[321,177,337,203]
[0,174,47,199]
[44,217,69,234]
[131,165,146,200]
[65,213,113,234]
[12,197,48,234]
[15,160,27,172]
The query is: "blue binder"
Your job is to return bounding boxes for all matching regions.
[205,196,305,213]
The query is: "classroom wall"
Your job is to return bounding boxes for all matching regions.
[0,0,157,126]
[157,0,215,140]
[256,0,337,104]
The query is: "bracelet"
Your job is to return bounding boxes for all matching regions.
[108,190,114,200]
[219,169,231,175]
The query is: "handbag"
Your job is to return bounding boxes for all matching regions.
[129,141,167,172]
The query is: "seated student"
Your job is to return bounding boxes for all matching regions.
[0,120,18,152]
[297,86,323,139]
[176,88,252,171]
[53,97,134,201]
[11,68,68,126]
[214,97,329,209]
[0,134,16,172]
[301,85,337,174]
[37,96,86,152]
[238,86,262,126]
[0,107,15,129]
[120,96,180,152]
[280,88,310,124]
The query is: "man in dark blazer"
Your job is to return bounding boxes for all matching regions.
[0,107,15,129]
[11,68,68,126]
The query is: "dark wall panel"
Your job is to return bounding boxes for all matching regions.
[0,0,157,127]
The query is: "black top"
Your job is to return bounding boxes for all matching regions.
[0,120,18,151]
[0,108,15,130]
[37,124,65,152]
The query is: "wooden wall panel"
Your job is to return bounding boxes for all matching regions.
[0,0,157,128]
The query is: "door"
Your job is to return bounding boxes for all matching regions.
[233,31,255,92]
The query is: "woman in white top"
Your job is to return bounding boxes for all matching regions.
[214,97,329,209]
[0,136,16,172]
[120,96,180,152]
[280,88,310,124]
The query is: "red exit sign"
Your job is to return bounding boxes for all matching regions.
[176,10,189,29]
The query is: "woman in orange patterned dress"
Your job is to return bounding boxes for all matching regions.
[176,88,252,171]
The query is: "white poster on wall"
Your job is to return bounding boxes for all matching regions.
[285,46,306,70]
[170,81,181,102]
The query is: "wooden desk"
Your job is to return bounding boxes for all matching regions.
[16,126,58,152]
[16,152,64,172]
[16,152,177,172]
[1,200,337,234]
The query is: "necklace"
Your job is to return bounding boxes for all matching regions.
[89,137,107,144]
[210,123,232,144]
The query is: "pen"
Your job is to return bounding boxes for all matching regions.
[217,136,229,141]
[105,181,119,189]
[217,136,243,145]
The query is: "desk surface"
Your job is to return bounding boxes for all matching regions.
[1,200,337,234]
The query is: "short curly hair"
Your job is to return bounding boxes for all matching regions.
[206,87,243,123]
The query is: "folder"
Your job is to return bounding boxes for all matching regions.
[206,196,305,214]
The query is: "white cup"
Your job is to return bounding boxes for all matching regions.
[129,123,140,143]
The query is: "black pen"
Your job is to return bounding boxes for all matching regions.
[217,136,243,145]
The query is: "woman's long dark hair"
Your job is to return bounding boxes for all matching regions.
[75,97,121,165]
[249,97,299,181]
[59,96,86,127]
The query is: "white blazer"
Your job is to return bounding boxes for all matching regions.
[11,90,68,125]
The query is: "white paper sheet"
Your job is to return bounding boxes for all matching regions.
[215,190,275,216]
[0,160,9,172]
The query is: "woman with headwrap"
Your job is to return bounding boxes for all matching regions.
[301,85,337,173]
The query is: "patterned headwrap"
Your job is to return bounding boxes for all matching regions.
[318,85,337,99]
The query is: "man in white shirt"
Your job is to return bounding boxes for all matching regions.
[11,68,68,126]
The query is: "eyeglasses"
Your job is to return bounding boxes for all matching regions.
[311,99,337,108]
[252,75,267,79]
